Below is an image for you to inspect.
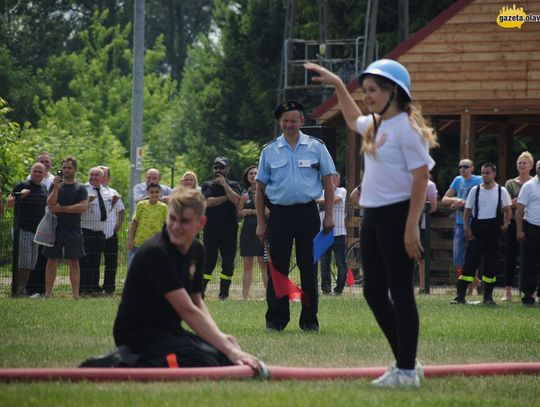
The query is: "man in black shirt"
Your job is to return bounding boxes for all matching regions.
[8,163,48,295]
[200,157,242,299]
[113,187,261,368]
[43,156,88,299]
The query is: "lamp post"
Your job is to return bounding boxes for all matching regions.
[129,0,145,217]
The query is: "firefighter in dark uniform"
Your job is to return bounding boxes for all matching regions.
[201,157,242,299]
[451,163,512,305]
[255,101,336,332]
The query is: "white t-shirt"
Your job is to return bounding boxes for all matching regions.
[319,187,347,236]
[517,177,540,227]
[356,112,435,208]
[81,183,109,232]
[465,184,511,220]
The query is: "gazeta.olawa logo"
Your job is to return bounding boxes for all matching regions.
[496,4,540,29]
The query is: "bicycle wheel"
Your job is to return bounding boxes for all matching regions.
[345,240,363,285]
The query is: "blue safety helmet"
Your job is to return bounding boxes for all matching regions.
[359,59,411,100]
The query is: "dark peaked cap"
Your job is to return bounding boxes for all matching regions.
[274,100,304,119]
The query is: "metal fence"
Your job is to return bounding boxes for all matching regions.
[0,200,518,299]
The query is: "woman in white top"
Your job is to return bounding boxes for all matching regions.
[502,151,533,301]
[305,59,436,388]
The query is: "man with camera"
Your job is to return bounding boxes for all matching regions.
[200,157,242,299]
[43,156,88,299]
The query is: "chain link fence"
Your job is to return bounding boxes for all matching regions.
[0,200,517,299]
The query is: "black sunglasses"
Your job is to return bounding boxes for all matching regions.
[458,165,471,169]
[213,165,226,170]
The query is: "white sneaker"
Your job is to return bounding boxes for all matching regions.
[390,360,424,381]
[371,366,396,386]
[372,367,420,388]
[415,360,425,381]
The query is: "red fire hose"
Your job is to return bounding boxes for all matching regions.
[0,362,539,382]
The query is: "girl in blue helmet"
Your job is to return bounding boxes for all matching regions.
[305,60,437,388]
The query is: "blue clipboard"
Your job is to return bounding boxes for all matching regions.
[313,230,334,264]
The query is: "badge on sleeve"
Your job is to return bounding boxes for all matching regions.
[189,261,197,280]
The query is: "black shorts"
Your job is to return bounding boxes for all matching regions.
[43,229,85,260]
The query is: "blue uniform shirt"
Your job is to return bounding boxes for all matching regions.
[256,132,336,205]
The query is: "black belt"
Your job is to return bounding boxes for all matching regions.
[83,228,105,234]
[270,200,316,209]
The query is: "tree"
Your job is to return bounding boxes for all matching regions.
[173,35,228,180]
[214,0,285,141]
[0,98,33,199]
[21,10,178,198]
[0,2,120,122]
[0,1,215,128]
[0,44,49,124]
[144,0,214,81]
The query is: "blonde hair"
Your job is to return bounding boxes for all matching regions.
[179,171,199,189]
[168,186,206,216]
[360,76,438,156]
[518,151,534,166]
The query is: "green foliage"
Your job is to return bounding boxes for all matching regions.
[0,1,87,72]
[0,2,120,125]
[0,98,34,198]
[172,1,287,181]
[222,0,285,140]
[0,45,49,124]
[225,140,265,182]
[144,0,214,80]
[141,36,181,170]
[21,10,179,197]
[23,117,131,199]
[173,35,229,179]
[37,11,136,149]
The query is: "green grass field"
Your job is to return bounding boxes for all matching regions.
[1,294,539,406]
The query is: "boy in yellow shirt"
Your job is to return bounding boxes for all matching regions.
[128,183,168,254]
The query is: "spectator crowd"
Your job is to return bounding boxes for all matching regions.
[4,149,540,307]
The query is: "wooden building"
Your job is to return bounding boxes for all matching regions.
[313,0,540,187]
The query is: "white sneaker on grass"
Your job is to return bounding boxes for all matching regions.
[371,367,420,388]
[415,360,424,380]
[371,366,396,385]
[390,360,424,381]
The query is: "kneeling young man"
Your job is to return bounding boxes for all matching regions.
[113,187,260,369]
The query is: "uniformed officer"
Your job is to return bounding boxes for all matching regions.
[200,157,242,300]
[255,100,336,332]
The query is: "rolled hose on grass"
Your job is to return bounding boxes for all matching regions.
[1,362,540,382]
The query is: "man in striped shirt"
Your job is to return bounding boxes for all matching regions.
[80,167,110,295]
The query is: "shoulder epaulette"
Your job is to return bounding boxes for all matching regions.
[306,135,325,145]
[262,138,278,149]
